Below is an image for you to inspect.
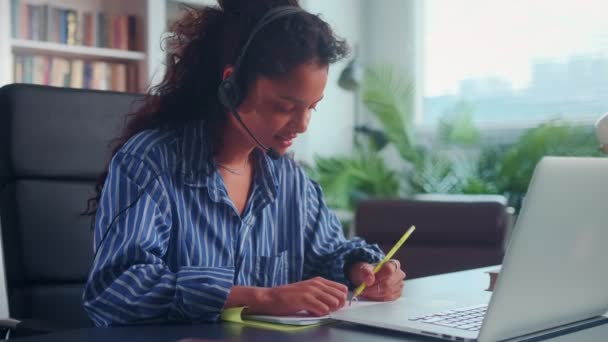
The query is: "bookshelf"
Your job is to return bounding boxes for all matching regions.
[11,39,146,61]
[0,0,296,93]
[0,0,153,92]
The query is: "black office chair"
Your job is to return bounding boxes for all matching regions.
[0,84,141,336]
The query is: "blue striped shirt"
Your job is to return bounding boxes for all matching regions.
[83,121,384,327]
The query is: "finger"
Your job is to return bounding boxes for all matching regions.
[374,263,394,281]
[311,288,343,311]
[390,259,401,272]
[360,289,384,301]
[387,280,405,295]
[388,270,406,287]
[386,283,405,300]
[360,283,385,300]
[374,286,402,302]
[386,281,405,300]
[349,263,376,287]
[383,290,402,301]
[353,263,376,286]
[316,277,349,294]
[302,295,332,317]
[316,282,348,308]
[360,278,404,301]
[375,268,404,290]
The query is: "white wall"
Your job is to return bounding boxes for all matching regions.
[294,0,420,164]
[358,0,420,169]
[0,0,13,86]
[360,0,419,126]
[360,0,417,76]
[294,0,364,165]
[146,0,167,90]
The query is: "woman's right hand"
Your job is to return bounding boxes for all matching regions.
[247,277,348,317]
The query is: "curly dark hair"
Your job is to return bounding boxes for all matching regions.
[84,0,349,215]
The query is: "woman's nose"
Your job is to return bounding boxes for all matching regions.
[291,109,311,133]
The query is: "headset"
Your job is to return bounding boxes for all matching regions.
[92,5,304,263]
[218,5,305,160]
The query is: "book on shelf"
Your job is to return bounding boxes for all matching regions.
[13,53,133,92]
[10,0,138,51]
[70,59,84,88]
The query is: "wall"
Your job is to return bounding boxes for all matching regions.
[294,0,419,165]
[0,0,13,85]
[146,1,167,90]
[360,0,420,169]
[293,0,364,165]
[360,0,419,126]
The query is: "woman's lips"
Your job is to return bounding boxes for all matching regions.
[276,135,295,147]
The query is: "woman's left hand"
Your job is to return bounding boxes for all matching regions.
[348,259,406,301]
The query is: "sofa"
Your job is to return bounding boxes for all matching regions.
[354,195,511,279]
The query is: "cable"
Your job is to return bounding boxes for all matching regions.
[91,173,162,264]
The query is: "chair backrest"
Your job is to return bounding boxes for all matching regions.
[355,196,510,278]
[0,84,142,328]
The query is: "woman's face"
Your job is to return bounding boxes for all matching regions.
[235,61,328,155]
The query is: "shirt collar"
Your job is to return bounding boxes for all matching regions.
[178,120,280,202]
[252,148,280,203]
[178,120,213,187]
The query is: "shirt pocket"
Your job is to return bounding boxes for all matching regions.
[254,250,289,287]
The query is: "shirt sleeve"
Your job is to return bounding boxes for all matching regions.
[302,179,385,289]
[82,152,234,327]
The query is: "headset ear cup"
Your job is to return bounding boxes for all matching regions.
[218,79,241,110]
[217,7,302,111]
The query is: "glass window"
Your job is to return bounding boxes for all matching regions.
[421,0,608,127]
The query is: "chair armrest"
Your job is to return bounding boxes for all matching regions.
[0,318,20,330]
[0,318,66,338]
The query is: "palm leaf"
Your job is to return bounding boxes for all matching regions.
[310,151,400,210]
[361,65,419,163]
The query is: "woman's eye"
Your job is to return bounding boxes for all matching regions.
[275,105,294,113]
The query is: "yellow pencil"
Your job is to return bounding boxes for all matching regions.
[350,225,416,305]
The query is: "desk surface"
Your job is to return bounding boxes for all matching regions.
[14,267,608,342]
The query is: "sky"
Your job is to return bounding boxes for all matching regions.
[423,0,608,97]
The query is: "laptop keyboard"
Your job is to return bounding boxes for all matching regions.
[409,304,487,331]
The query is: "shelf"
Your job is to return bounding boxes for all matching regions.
[167,0,216,6]
[11,39,146,61]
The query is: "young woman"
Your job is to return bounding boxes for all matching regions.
[83,0,406,327]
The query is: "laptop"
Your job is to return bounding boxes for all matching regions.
[332,156,608,341]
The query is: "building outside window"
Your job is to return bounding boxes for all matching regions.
[421,0,608,131]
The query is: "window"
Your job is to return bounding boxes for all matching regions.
[421,0,608,128]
